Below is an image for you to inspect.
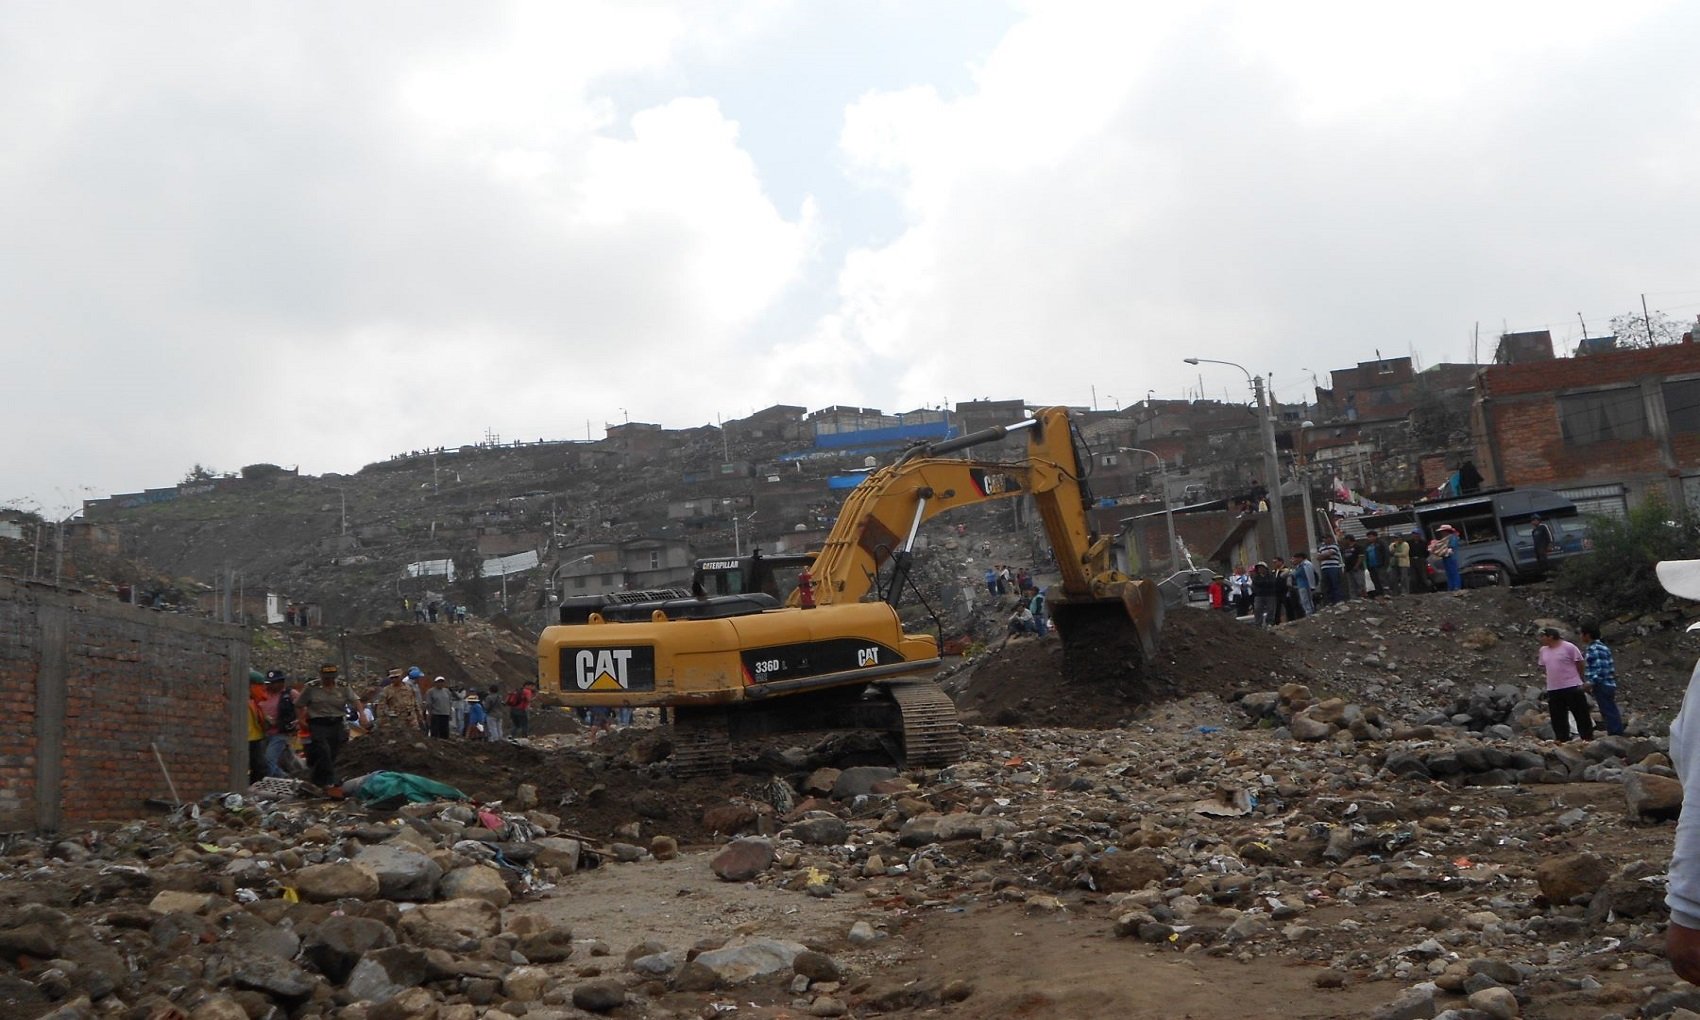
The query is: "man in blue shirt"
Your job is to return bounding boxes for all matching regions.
[1579,620,1624,736]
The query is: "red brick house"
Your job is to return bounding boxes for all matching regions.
[1471,341,1700,516]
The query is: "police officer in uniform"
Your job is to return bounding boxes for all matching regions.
[297,663,362,790]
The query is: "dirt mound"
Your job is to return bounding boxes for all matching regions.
[339,725,768,845]
[951,608,1302,728]
[343,621,537,689]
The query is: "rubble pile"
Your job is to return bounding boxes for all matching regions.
[14,583,1700,1017]
[684,718,1698,1018]
[1278,587,1700,725]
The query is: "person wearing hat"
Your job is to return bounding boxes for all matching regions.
[1658,561,1700,979]
[296,663,363,791]
[462,687,487,738]
[1428,525,1462,591]
[374,669,422,732]
[426,675,454,739]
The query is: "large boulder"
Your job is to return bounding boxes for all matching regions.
[573,978,626,1013]
[346,946,431,1004]
[789,816,849,846]
[302,916,398,984]
[354,845,443,901]
[1290,714,1334,742]
[397,898,502,941]
[291,862,380,903]
[1535,852,1611,906]
[437,865,511,908]
[831,767,899,800]
[689,938,807,986]
[1625,772,1683,820]
[711,838,775,882]
[229,951,318,1001]
[530,837,582,873]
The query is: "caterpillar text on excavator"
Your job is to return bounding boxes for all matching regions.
[536,405,1164,774]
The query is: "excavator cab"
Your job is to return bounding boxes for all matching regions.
[691,551,815,602]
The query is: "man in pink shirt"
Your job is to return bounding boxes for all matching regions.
[1537,626,1593,742]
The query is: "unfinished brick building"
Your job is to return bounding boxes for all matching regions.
[1472,341,1700,517]
[0,578,248,831]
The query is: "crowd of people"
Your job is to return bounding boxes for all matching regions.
[984,563,1049,638]
[402,597,467,624]
[1215,526,1472,627]
[245,664,537,794]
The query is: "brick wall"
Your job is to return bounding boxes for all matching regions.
[0,592,39,827]
[0,578,246,831]
[1475,343,1700,502]
[1478,343,1700,397]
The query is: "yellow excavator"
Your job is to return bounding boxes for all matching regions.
[536,406,1163,773]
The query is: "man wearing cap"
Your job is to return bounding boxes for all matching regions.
[426,676,454,739]
[297,664,363,790]
[374,669,421,731]
[1537,626,1593,743]
[1656,560,1700,979]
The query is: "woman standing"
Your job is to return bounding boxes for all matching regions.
[1428,525,1463,591]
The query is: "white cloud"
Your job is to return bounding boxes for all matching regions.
[0,2,814,511]
[8,0,1700,517]
[809,0,1700,414]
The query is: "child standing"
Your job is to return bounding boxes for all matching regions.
[1580,620,1625,736]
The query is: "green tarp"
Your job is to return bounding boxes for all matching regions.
[350,771,467,806]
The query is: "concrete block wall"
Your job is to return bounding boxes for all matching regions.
[0,578,247,832]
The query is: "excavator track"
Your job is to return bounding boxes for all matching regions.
[885,680,964,767]
[670,710,732,777]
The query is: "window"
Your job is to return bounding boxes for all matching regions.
[1664,379,1700,434]
[648,551,660,570]
[1555,484,1628,520]
[1558,388,1645,445]
[574,576,587,589]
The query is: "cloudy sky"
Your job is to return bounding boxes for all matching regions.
[6,1,1700,515]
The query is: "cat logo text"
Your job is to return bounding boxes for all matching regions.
[565,646,656,691]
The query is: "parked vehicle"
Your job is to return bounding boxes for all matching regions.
[1352,487,1589,587]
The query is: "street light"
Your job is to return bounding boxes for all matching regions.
[1183,357,1290,561]
[722,499,743,556]
[1119,448,1179,572]
[550,553,598,602]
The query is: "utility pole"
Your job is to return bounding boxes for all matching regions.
[1186,357,1289,562]
[1643,293,1656,345]
[1253,375,1291,562]
[1297,422,1319,555]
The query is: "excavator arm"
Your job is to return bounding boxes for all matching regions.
[804,406,1121,607]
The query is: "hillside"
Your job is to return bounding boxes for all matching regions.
[65,423,1039,634]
